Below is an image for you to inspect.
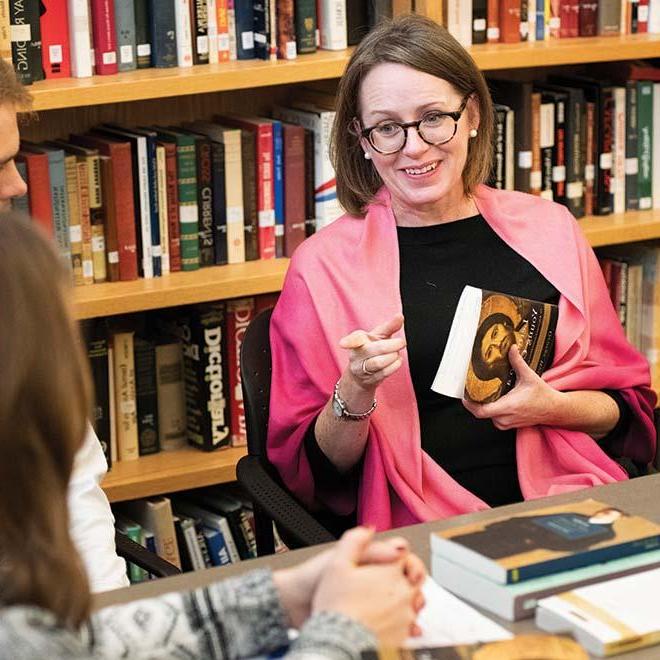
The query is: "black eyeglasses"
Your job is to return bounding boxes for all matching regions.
[359,94,472,155]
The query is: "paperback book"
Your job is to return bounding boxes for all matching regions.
[430,499,660,584]
[431,285,558,403]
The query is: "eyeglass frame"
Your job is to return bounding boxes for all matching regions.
[357,93,473,155]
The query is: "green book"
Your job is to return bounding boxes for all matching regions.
[295,0,317,54]
[115,515,148,583]
[637,81,654,211]
[150,128,200,271]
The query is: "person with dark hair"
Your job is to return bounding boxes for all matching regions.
[0,58,127,591]
[0,213,425,659]
[267,14,655,531]
[470,313,519,383]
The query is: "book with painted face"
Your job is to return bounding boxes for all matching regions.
[431,285,558,403]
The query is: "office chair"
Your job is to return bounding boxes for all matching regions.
[115,531,182,578]
[236,307,336,556]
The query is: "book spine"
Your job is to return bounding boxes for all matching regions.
[294,0,315,53]
[210,141,228,265]
[12,160,29,213]
[155,341,187,451]
[224,131,246,264]
[596,89,614,215]
[226,0,237,59]
[156,144,170,274]
[653,82,660,210]
[163,143,182,271]
[499,0,521,42]
[226,298,254,447]
[317,0,347,50]
[539,102,555,199]
[490,109,506,189]
[21,152,53,235]
[283,123,306,256]
[90,0,118,74]
[64,155,84,285]
[255,123,275,259]
[76,160,95,284]
[134,337,160,455]
[584,101,595,216]
[46,150,72,265]
[637,80,653,210]
[277,0,296,59]
[10,0,37,85]
[196,137,215,266]
[272,121,284,257]
[191,0,209,64]
[100,155,120,282]
[112,330,139,461]
[88,335,112,467]
[625,80,639,211]
[530,92,542,195]
[108,344,117,462]
[565,90,585,218]
[473,0,488,43]
[67,0,93,77]
[144,135,162,277]
[487,0,500,42]
[207,0,218,63]
[133,0,151,67]
[216,0,230,60]
[234,0,254,59]
[113,0,137,71]
[578,0,598,35]
[0,0,10,62]
[41,0,71,78]
[598,0,621,34]
[176,138,200,270]
[239,130,259,261]
[304,127,316,236]
[612,86,626,215]
[174,0,194,66]
[203,527,232,565]
[252,0,269,60]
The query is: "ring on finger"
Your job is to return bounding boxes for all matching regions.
[362,357,375,375]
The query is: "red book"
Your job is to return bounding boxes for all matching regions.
[499,0,521,42]
[559,0,573,37]
[17,149,53,238]
[578,1,598,36]
[283,123,306,257]
[569,0,580,36]
[226,297,255,447]
[40,0,72,78]
[160,140,182,272]
[89,0,118,75]
[216,115,276,260]
[255,292,280,315]
[487,0,500,42]
[638,0,649,33]
[70,134,138,281]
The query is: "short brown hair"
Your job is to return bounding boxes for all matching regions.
[331,15,494,217]
[0,57,32,111]
[0,214,91,627]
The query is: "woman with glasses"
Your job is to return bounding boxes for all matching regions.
[267,15,655,532]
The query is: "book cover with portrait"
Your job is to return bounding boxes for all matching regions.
[431,286,559,403]
[430,499,660,585]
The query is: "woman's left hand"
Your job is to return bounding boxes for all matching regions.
[462,345,562,430]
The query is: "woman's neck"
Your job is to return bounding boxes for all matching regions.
[392,193,478,227]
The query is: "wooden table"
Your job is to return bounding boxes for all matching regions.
[97,473,660,658]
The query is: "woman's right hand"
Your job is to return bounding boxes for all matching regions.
[339,314,406,392]
[311,527,422,647]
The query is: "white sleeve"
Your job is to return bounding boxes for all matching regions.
[68,425,129,593]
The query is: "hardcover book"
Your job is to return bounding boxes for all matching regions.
[431,286,558,404]
[430,499,660,585]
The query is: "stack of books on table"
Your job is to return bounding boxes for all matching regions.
[430,498,660,622]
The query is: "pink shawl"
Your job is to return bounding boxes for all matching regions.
[267,185,657,530]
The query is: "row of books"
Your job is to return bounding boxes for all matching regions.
[13,106,337,284]
[4,0,402,85]
[489,66,660,219]
[114,484,284,582]
[449,0,660,47]
[86,293,277,466]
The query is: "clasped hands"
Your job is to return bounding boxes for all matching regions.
[338,314,561,430]
[273,527,426,647]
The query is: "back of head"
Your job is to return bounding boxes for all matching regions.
[332,14,494,216]
[0,214,91,627]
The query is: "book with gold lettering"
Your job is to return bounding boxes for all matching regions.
[432,285,558,403]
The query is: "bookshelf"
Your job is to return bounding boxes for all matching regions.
[34,30,657,503]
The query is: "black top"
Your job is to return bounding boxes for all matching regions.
[304,215,630,523]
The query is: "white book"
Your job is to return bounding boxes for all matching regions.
[650,0,660,33]
[207,0,218,64]
[156,144,170,275]
[653,82,660,210]
[537,568,660,656]
[446,0,472,48]
[180,516,206,570]
[67,0,93,78]
[317,0,347,50]
[174,0,194,67]
[272,103,342,229]
[612,86,626,215]
[227,2,237,59]
[540,102,555,201]
[108,344,117,465]
[505,107,515,191]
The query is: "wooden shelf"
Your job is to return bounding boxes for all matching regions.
[74,258,289,319]
[581,208,660,248]
[101,446,246,502]
[29,34,660,112]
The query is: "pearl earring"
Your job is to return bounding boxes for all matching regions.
[469,128,478,138]
[364,152,371,160]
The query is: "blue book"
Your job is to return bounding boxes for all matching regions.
[271,120,284,257]
[536,0,545,41]
[203,525,232,566]
[148,0,177,68]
